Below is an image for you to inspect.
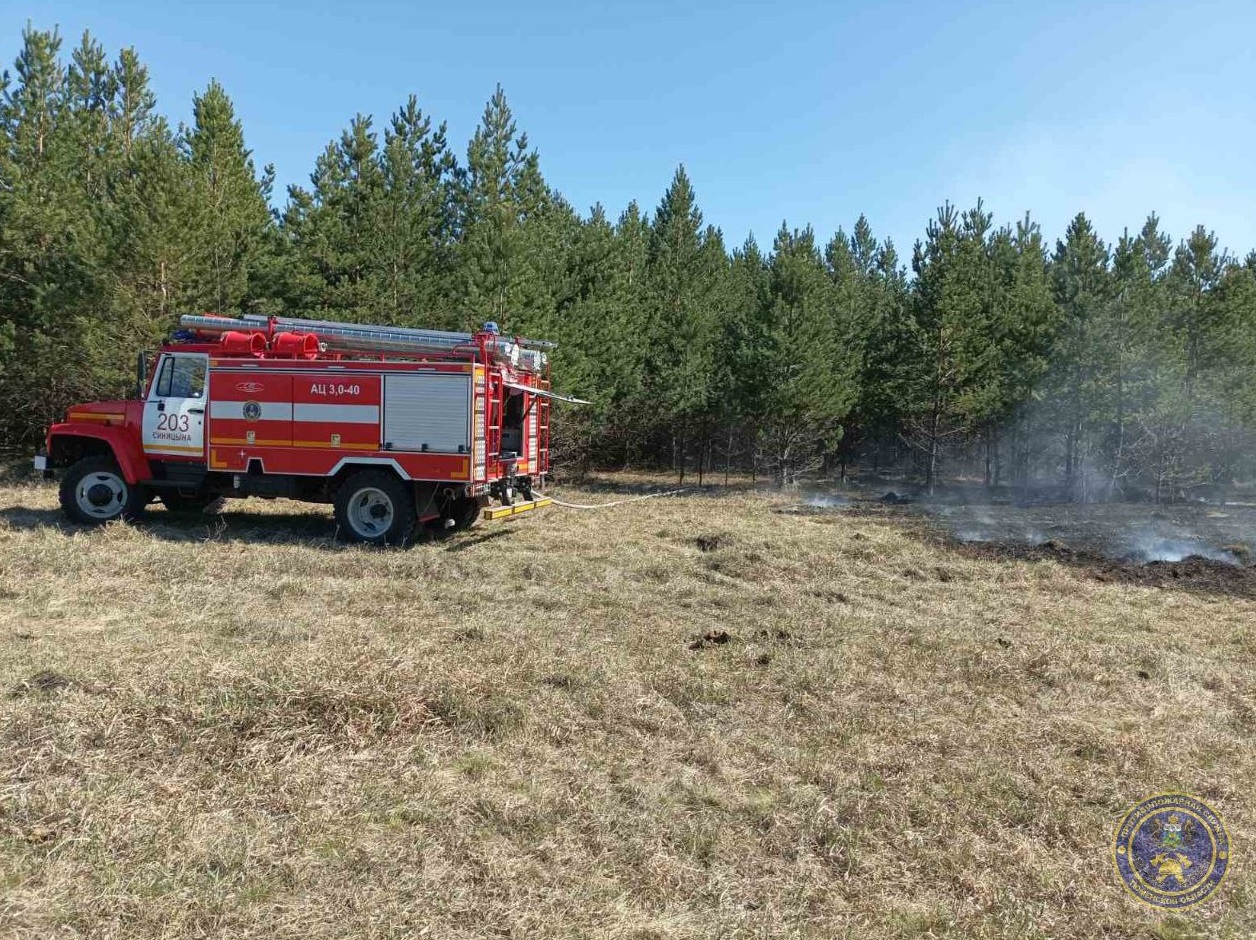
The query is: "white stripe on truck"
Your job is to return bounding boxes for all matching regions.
[209,400,293,421]
[293,403,381,424]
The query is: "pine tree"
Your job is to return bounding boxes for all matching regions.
[1169,226,1229,397]
[181,80,273,313]
[901,203,991,493]
[973,214,1060,487]
[718,235,771,477]
[646,166,721,481]
[1047,213,1110,499]
[282,102,459,326]
[457,85,551,333]
[757,223,857,485]
[284,115,385,319]
[0,27,87,440]
[376,96,458,323]
[825,215,898,476]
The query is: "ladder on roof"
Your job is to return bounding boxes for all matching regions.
[179,314,555,370]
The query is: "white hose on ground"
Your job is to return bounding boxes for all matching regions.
[537,488,687,510]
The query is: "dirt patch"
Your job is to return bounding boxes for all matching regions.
[9,669,102,697]
[688,629,732,650]
[690,534,732,552]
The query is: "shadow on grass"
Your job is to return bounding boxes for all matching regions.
[444,528,513,553]
[0,503,501,552]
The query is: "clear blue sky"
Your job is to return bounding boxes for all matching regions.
[5,0,1255,261]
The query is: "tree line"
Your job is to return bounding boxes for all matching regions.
[3,27,1255,499]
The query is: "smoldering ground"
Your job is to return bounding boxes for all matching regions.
[802,477,1256,560]
[795,478,1256,599]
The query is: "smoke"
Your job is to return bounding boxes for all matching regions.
[804,479,1256,567]
[1117,526,1243,565]
[941,504,1045,545]
[802,492,851,509]
[944,506,1249,565]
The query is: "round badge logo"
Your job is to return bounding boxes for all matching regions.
[1113,793,1230,908]
[242,400,262,422]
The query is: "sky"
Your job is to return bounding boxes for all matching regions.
[4,0,1255,261]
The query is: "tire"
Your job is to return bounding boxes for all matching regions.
[422,494,482,538]
[448,496,481,532]
[334,470,416,545]
[59,455,149,525]
[160,492,222,515]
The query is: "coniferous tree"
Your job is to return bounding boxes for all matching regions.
[1048,213,1110,499]
[457,85,551,334]
[646,166,721,481]
[376,96,459,322]
[757,223,858,485]
[181,80,273,313]
[718,235,771,478]
[283,115,385,319]
[901,204,991,492]
[0,27,92,439]
[282,100,458,325]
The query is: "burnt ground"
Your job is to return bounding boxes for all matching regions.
[951,536,1256,600]
[785,491,1256,601]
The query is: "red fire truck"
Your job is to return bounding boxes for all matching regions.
[33,314,580,544]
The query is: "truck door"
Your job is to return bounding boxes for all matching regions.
[143,352,209,458]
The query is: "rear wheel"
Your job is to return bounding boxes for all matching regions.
[334,470,416,545]
[421,492,482,538]
[447,496,482,532]
[59,455,149,525]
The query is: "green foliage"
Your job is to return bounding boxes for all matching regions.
[181,80,273,313]
[458,85,555,334]
[754,223,859,483]
[281,98,459,326]
[3,24,1256,497]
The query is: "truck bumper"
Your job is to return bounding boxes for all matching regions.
[482,496,552,521]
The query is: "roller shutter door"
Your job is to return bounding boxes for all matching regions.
[383,373,471,453]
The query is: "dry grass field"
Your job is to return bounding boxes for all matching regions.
[0,474,1253,939]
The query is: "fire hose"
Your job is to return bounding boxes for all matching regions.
[536,489,687,510]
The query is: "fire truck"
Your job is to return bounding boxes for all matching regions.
[33,314,581,544]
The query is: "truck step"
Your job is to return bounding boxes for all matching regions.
[482,496,553,521]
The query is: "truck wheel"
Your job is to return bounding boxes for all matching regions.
[422,495,481,538]
[59,456,149,525]
[448,497,481,532]
[334,471,416,545]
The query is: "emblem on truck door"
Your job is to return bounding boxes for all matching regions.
[242,400,262,421]
[236,381,264,394]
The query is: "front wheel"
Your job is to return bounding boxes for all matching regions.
[59,456,149,525]
[334,471,417,545]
